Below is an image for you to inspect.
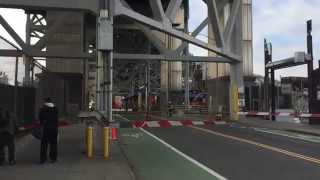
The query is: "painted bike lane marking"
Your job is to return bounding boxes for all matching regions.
[140,128,227,180]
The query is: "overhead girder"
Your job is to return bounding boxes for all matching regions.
[114,53,234,63]
[115,0,241,62]
[0,0,99,13]
[207,0,225,48]
[0,0,242,63]
[165,0,183,23]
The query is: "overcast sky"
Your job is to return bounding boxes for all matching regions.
[1,0,320,83]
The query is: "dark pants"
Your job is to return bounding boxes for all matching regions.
[40,129,58,162]
[0,132,15,163]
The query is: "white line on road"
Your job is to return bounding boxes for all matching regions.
[140,128,228,180]
[254,128,320,144]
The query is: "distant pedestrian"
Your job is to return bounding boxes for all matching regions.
[39,98,59,164]
[0,108,16,166]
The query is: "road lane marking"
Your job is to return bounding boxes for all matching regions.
[140,128,228,180]
[254,128,320,144]
[190,126,320,165]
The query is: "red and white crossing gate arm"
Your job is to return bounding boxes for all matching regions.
[131,120,226,128]
[110,120,226,129]
[238,112,320,118]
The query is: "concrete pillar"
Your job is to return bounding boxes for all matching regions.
[169,7,184,91]
[207,2,231,80]
[46,11,83,73]
[159,7,184,112]
[230,63,244,121]
[242,0,253,77]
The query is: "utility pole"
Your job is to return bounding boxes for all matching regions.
[264,39,275,121]
[145,62,150,112]
[307,20,314,114]
[24,12,31,86]
[264,39,270,113]
[269,43,276,121]
[14,56,19,119]
[184,0,190,110]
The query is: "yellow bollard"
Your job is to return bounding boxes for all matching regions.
[230,84,240,121]
[86,126,94,158]
[103,127,110,159]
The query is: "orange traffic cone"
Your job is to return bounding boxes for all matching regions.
[111,128,118,140]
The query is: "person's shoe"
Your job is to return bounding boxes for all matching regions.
[9,160,16,166]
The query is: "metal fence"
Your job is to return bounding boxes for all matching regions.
[0,84,35,125]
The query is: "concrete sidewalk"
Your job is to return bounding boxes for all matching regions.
[0,124,135,180]
[238,117,320,136]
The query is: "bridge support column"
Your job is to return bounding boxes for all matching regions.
[96,0,114,125]
[229,62,244,121]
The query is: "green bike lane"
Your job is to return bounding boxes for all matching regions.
[119,128,224,180]
[116,113,225,180]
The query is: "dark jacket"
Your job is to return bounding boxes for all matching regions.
[0,110,16,135]
[39,103,58,130]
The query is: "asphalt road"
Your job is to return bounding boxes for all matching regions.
[147,124,320,180]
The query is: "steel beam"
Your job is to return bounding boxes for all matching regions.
[0,49,23,57]
[116,2,240,62]
[0,15,29,51]
[34,13,70,50]
[207,0,225,48]
[0,49,92,59]
[140,27,169,54]
[0,0,99,13]
[119,0,169,54]
[29,50,92,59]
[191,18,209,37]
[114,53,233,63]
[266,56,307,70]
[172,17,208,55]
[0,36,20,49]
[223,0,241,47]
[165,0,183,23]
[148,0,166,22]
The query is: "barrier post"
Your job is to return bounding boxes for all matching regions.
[86,126,94,158]
[230,84,240,121]
[111,127,118,140]
[103,127,110,159]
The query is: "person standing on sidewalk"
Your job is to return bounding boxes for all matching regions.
[0,108,16,166]
[39,98,59,164]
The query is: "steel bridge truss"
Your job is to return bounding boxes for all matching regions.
[0,0,245,121]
